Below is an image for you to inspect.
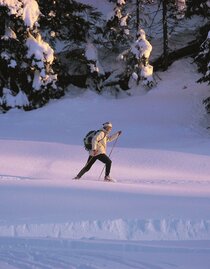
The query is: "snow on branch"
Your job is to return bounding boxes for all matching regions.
[0,0,40,28]
[85,42,104,75]
[26,33,54,65]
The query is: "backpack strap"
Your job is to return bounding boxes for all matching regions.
[99,129,106,138]
[96,130,106,144]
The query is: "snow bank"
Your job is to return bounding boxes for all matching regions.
[1,218,210,241]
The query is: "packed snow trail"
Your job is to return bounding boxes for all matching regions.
[1,238,210,269]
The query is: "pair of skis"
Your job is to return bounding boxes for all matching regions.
[72,177,116,183]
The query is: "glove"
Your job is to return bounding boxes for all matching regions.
[118,131,122,136]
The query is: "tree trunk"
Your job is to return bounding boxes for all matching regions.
[162,0,169,70]
[152,22,210,71]
[136,0,140,35]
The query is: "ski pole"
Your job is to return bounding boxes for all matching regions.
[98,135,119,180]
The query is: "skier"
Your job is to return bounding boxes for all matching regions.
[74,122,122,181]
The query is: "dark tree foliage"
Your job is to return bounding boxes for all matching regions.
[0,4,63,112]
[195,32,210,111]
[37,0,103,91]
[186,0,210,112]
[102,0,131,51]
[195,35,210,83]
[186,0,210,17]
[0,6,29,110]
[37,0,102,43]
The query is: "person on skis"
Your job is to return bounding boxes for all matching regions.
[74,122,122,181]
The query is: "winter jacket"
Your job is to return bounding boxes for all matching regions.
[91,129,119,156]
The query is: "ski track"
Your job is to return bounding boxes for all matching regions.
[1,177,210,269]
[0,238,210,269]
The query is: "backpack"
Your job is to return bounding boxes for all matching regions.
[83,130,104,151]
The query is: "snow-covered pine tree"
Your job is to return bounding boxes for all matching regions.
[131,28,153,87]
[37,0,102,91]
[37,0,102,44]
[103,0,131,51]
[118,28,154,89]
[0,0,62,111]
[84,42,105,92]
[195,31,210,111]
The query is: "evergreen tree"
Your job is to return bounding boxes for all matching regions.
[118,28,154,89]
[195,31,210,111]
[186,0,210,17]
[37,0,102,44]
[37,0,103,91]
[103,0,131,51]
[84,42,105,92]
[97,1,155,92]
[0,0,63,111]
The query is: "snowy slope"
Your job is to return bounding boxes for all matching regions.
[0,58,210,269]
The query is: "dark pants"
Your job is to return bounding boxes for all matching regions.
[77,154,112,178]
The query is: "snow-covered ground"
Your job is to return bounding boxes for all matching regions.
[1,58,210,269]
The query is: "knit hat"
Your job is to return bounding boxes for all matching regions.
[103,122,112,128]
